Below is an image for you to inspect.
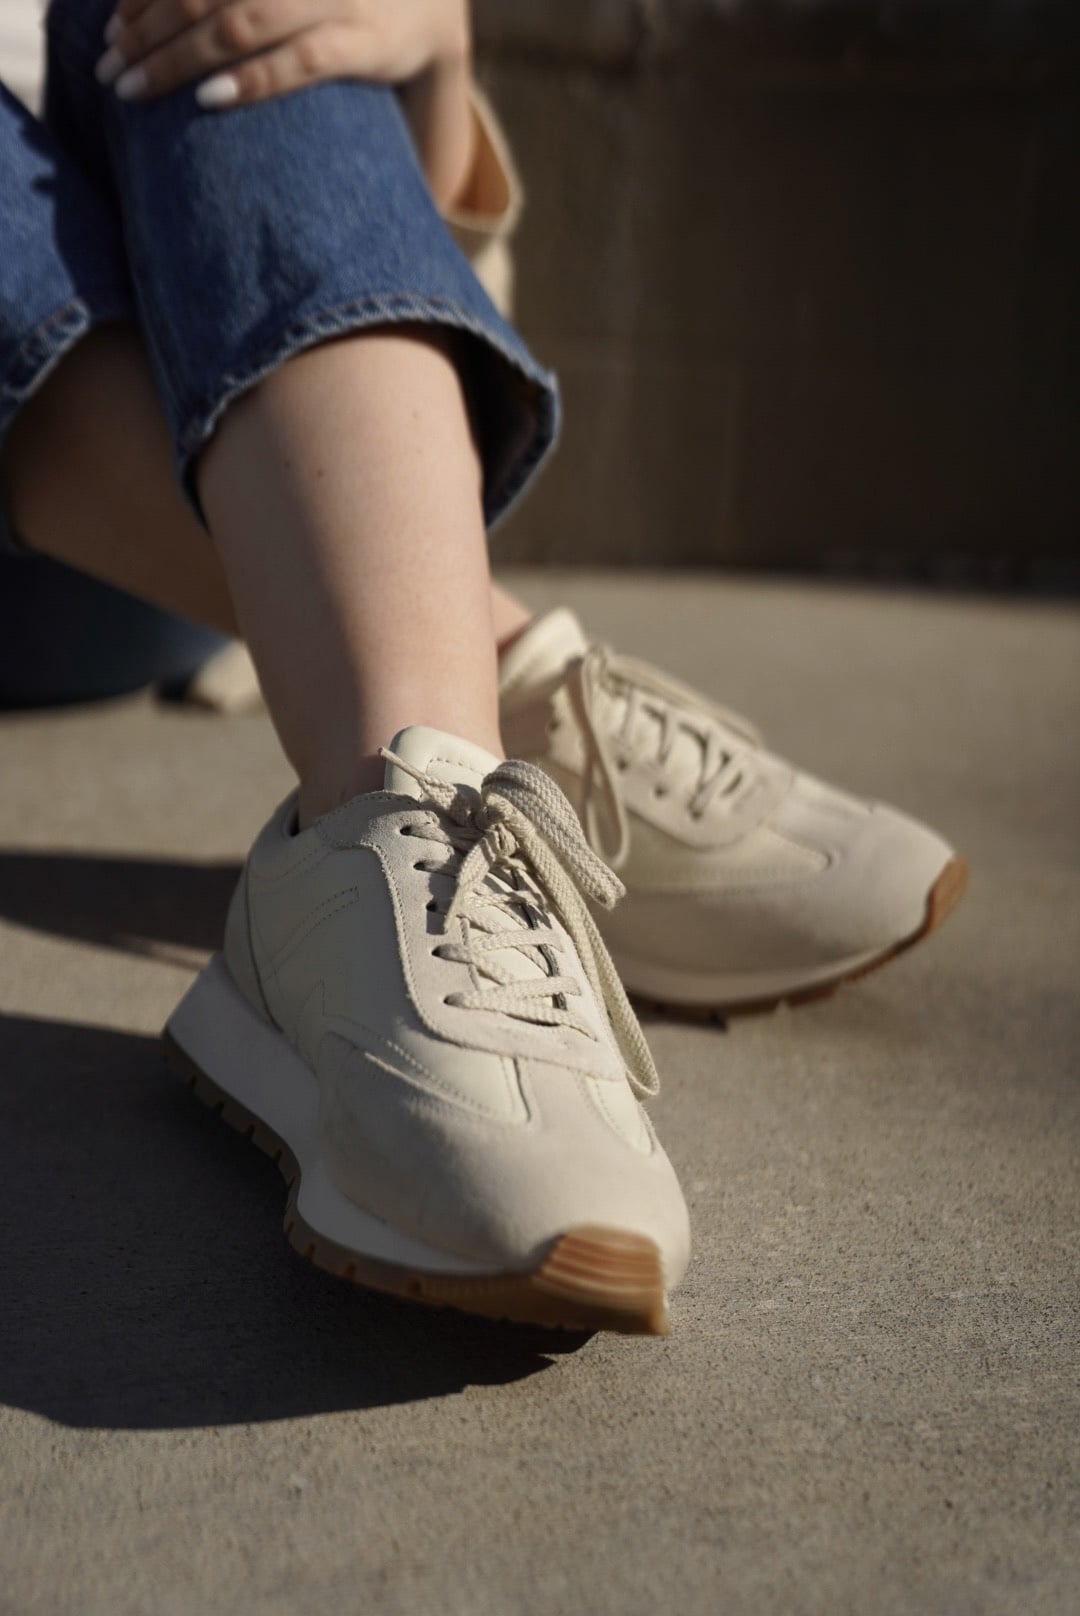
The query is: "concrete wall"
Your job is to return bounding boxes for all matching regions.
[478,4,1080,582]
[3,1,1078,581]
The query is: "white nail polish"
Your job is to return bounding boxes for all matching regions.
[196,74,241,110]
[95,45,125,86]
[104,15,123,45]
[114,65,148,100]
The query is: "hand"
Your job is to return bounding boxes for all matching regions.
[95,0,476,205]
[95,0,471,112]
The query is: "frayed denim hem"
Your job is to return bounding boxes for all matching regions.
[0,291,134,439]
[176,290,561,535]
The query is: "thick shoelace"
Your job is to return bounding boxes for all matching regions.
[381,751,661,1098]
[564,645,762,870]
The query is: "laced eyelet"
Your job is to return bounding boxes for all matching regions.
[653,784,669,799]
[615,757,629,772]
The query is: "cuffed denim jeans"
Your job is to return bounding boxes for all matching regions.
[0,0,559,707]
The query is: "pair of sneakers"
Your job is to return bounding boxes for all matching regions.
[164,610,967,1336]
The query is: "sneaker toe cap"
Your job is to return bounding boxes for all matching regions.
[803,798,957,956]
[319,1038,691,1287]
[605,795,957,979]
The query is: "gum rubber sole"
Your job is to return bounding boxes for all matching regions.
[162,1030,669,1337]
[633,856,970,1023]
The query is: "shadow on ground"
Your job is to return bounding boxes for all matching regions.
[0,1014,579,1431]
[0,849,241,961]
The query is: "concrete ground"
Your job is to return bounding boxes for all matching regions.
[0,571,1077,1616]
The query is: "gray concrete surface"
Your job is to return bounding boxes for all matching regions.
[0,572,1077,1616]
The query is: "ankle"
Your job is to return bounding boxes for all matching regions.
[496,616,535,659]
[298,755,385,829]
[296,719,506,829]
[490,585,535,655]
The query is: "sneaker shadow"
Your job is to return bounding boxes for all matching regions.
[0,1014,582,1432]
[0,849,240,962]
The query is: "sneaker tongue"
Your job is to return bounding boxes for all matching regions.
[385,727,560,997]
[498,608,588,699]
[383,726,502,800]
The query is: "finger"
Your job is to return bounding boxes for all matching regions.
[98,0,229,82]
[107,0,323,101]
[194,26,367,110]
[105,0,202,45]
[108,0,158,31]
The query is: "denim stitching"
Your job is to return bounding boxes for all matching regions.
[1,302,87,404]
[177,292,560,528]
[0,291,131,417]
[37,33,559,526]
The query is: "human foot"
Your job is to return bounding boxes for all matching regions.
[498,610,967,1016]
[164,725,689,1333]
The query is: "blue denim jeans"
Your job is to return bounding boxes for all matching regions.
[0,0,559,706]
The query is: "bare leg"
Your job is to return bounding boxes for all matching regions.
[196,327,501,825]
[3,326,538,682]
[490,579,535,653]
[2,327,238,635]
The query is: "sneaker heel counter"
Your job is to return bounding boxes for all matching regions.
[223,867,270,1019]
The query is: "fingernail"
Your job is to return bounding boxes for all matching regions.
[196,74,240,110]
[114,65,149,100]
[95,45,126,86]
[103,14,123,45]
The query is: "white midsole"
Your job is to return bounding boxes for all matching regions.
[166,955,501,1276]
[609,942,890,1006]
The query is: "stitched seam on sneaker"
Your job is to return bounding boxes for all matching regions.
[338,1051,532,1135]
[240,868,275,1024]
[324,1028,525,1123]
[263,887,362,979]
[315,791,411,837]
[254,837,330,885]
[625,864,828,897]
[576,1071,653,1158]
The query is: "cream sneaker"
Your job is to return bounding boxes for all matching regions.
[164,726,689,1334]
[499,610,968,1015]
